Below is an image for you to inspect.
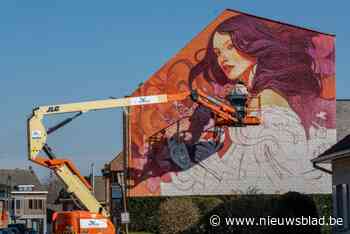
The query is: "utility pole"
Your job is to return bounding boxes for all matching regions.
[121,106,130,234]
[90,163,95,195]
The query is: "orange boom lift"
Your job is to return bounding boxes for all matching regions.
[27,89,261,234]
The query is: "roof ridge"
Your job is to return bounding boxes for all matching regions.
[225,9,335,36]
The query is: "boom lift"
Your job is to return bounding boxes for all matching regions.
[27,89,261,234]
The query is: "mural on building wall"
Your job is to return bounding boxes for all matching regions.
[128,10,336,196]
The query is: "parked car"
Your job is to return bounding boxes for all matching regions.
[5,228,19,234]
[0,228,16,234]
[7,224,25,233]
[25,229,38,234]
[0,227,37,234]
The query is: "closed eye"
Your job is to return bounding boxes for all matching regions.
[226,42,234,50]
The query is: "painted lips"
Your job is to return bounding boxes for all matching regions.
[222,64,234,74]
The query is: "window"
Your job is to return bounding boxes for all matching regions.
[29,199,43,210]
[16,185,34,191]
[34,200,38,209]
[38,200,43,210]
[15,200,21,209]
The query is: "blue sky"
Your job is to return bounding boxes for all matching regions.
[0,1,348,180]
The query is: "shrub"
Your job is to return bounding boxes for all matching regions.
[128,197,163,233]
[198,195,273,234]
[269,192,321,234]
[192,196,223,216]
[312,194,332,234]
[159,198,200,234]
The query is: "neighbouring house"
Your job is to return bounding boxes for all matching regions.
[336,99,350,140]
[312,135,350,233]
[102,152,125,227]
[0,168,48,234]
[311,99,350,233]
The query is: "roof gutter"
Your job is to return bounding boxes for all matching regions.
[311,150,350,175]
[312,162,332,174]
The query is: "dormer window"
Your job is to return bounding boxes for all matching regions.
[16,185,34,191]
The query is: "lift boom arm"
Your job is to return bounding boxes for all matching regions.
[27,93,191,217]
[27,90,260,218]
[28,94,184,161]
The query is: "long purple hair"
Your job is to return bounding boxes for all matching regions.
[189,15,322,137]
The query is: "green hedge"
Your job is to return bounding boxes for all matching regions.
[127,193,332,234]
[128,197,163,233]
[313,194,333,234]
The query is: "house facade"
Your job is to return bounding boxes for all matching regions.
[312,135,350,233]
[311,99,350,233]
[102,152,124,228]
[0,169,47,234]
[128,9,336,196]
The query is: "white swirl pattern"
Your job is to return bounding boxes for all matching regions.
[161,106,335,195]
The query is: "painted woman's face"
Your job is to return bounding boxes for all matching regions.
[213,32,254,81]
